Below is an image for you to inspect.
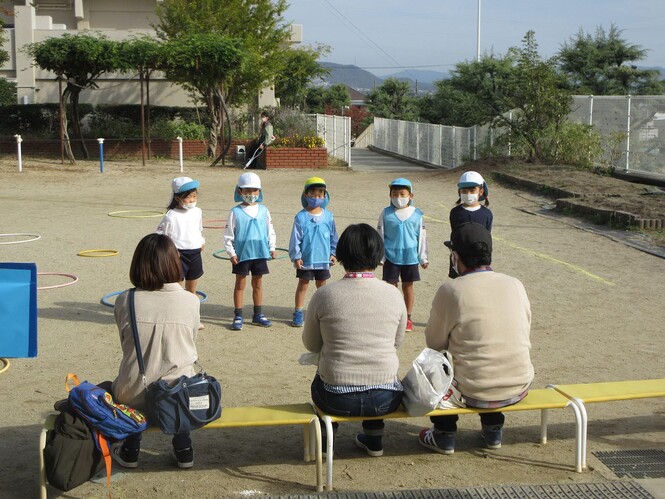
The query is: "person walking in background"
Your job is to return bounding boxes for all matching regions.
[245,110,275,169]
[288,177,338,327]
[419,222,533,455]
[303,223,406,457]
[156,176,205,330]
[112,234,201,469]
[377,178,428,332]
[448,171,492,278]
[224,172,276,330]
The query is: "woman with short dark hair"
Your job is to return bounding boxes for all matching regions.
[112,233,201,469]
[303,223,407,457]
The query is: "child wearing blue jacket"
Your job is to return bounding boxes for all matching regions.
[377,178,428,332]
[288,177,338,327]
[224,172,276,330]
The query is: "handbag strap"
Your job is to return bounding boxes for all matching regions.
[128,288,148,385]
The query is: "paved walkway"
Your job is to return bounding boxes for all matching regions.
[350,147,434,172]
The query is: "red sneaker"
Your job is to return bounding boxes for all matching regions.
[406,319,413,332]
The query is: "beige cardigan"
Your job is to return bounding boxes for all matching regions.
[424,271,534,402]
[112,283,200,411]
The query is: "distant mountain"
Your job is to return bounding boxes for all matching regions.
[317,62,382,92]
[383,69,450,84]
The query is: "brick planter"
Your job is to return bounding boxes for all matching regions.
[257,147,328,169]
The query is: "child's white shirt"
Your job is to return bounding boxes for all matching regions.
[223,204,276,258]
[376,205,428,265]
[156,207,204,250]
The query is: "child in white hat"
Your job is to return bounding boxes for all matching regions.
[223,172,276,330]
[156,177,205,329]
[448,171,492,278]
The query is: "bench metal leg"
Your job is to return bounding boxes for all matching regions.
[322,415,335,491]
[39,425,48,499]
[540,408,549,444]
[568,397,587,470]
[308,418,323,492]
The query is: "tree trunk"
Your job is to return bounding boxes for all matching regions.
[70,86,89,159]
[210,87,233,167]
[205,89,222,160]
[61,86,76,164]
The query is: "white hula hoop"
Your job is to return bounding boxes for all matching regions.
[37,272,79,290]
[0,233,41,245]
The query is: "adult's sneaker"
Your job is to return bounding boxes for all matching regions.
[173,447,194,469]
[252,313,272,327]
[418,428,455,455]
[481,425,502,449]
[355,433,383,457]
[111,443,139,468]
[292,310,304,327]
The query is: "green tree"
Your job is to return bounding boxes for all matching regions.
[558,24,664,95]
[500,31,573,161]
[122,37,167,162]
[0,78,16,105]
[305,86,326,113]
[366,78,418,121]
[275,44,329,109]
[155,0,291,160]
[0,6,10,69]
[324,83,350,114]
[161,33,244,161]
[26,33,125,162]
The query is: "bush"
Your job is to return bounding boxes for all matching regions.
[270,108,323,148]
[151,118,207,140]
[0,78,17,106]
[85,110,141,139]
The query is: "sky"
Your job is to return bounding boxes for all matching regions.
[284,0,665,77]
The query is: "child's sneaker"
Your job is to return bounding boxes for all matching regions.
[355,433,383,457]
[418,428,455,455]
[173,447,194,469]
[231,315,243,330]
[111,443,139,468]
[252,313,272,327]
[292,310,304,327]
[481,425,503,449]
[405,319,413,332]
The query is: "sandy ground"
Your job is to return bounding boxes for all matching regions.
[0,157,664,498]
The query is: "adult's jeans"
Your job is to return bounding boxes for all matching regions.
[311,375,403,433]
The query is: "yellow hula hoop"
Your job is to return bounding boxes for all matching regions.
[108,210,165,218]
[0,358,10,375]
[77,249,119,257]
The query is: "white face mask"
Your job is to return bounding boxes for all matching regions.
[182,202,196,210]
[242,194,259,204]
[391,197,410,209]
[460,193,479,206]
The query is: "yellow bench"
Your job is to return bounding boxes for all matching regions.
[548,378,665,470]
[39,403,323,498]
[317,388,584,491]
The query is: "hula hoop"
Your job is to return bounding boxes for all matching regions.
[37,272,79,290]
[100,290,122,308]
[212,247,290,261]
[102,289,208,308]
[203,219,227,229]
[0,358,10,375]
[0,233,41,245]
[77,249,119,257]
[108,210,165,218]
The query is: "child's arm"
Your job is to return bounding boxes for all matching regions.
[288,215,304,268]
[418,215,429,268]
[486,208,494,232]
[329,216,339,265]
[223,210,237,262]
[265,208,276,258]
[155,211,172,236]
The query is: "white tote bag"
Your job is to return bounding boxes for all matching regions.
[402,348,465,416]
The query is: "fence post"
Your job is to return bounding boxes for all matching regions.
[473,125,478,160]
[332,117,337,160]
[587,95,594,162]
[625,94,631,172]
[14,134,23,172]
[177,136,184,173]
[416,122,420,161]
[468,127,472,163]
[452,126,457,168]
[508,111,513,157]
[97,138,105,173]
[439,125,443,167]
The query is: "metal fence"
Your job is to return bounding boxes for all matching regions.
[373,97,665,177]
[308,114,352,166]
[569,95,665,176]
[373,117,478,169]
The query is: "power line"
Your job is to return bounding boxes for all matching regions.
[317,0,418,81]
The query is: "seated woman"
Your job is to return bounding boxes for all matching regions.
[302,223,407,456]
[111,233,201,469]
